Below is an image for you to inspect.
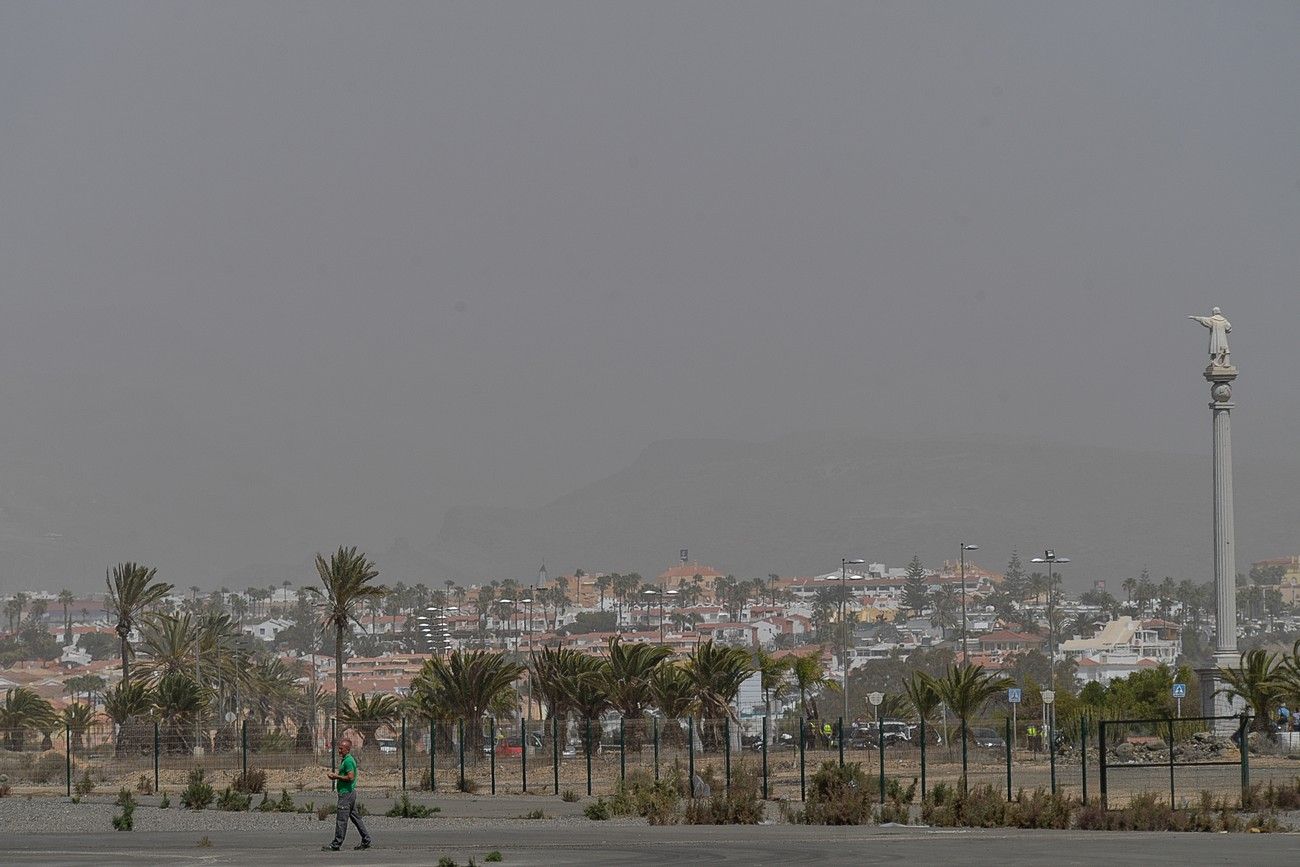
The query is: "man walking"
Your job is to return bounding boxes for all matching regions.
[323,738,372,851]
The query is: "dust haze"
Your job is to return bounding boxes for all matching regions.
[1,2,1297,590]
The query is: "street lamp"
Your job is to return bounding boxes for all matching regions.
[1030,551,1070,741]
[643,588,679,644]
[841,558,865,722]
[959,543,979,662]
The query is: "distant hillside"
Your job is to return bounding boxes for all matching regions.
[428,432,1300,589]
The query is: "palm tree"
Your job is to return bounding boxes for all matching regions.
[754,649,791,720]
[58,589,75,643]
[0,687,56,751]
[154,672,211,754]
[409,649,523,750]
[61,702,100,751]
[789,654,837,721]
[308,546,386,736]
[650,662,695,721]
[902,669,941,725]
[339,693,401,751]
[684,640,752,742]
[105,562,174,689]
[1218,647,1283,732]
[526,645,609,747]
[603,637,671,720]
[929,663,1013,790]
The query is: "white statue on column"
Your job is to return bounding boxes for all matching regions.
[1189,307,1232,367]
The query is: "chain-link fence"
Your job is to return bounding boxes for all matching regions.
[1,711,1277,811]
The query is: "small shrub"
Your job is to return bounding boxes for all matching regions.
[299,799,315,814]
[316,804,332,821]
[180,768,215,810]
[136,774,154,796]
[1004,788,1075,830]
[159,791,171,809]
[112,788,136,831]
[437,857,456,867]
[485,853,503,863]
[386,794,439,818]
[231,768,267,795]
[418,768,433,791]
[0,785,10,799]
[583,797,612,820]
[520,809,545,819]
[560,788,579,802]
[217,786,251,812]
[457,777,479,794]
[74,770,96,797]
[25,753,66,784]
[196,836,212,848]
[683,766,763,825]
[798,761,874,825]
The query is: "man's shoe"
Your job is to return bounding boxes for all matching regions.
[321,845,340,851]
[354,842,372,850]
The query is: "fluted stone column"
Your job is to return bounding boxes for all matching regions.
[1199,363,1241,725]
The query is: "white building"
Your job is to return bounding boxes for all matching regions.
[1059,617,1182,686]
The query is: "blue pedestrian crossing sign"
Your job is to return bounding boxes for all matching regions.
[1172,683,1187,698]
[1008,688,1022,704]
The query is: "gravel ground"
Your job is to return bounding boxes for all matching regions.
[0,794,630,834]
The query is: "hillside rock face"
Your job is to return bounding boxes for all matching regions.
[427,432,1300,586]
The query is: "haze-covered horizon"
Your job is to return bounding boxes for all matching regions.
[1,3,1297,593]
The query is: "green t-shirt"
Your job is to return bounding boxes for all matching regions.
[336,753,357,793]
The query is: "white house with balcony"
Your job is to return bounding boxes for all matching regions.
[1059,617,1182,686]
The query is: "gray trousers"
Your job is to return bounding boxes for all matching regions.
[332,790,371,848]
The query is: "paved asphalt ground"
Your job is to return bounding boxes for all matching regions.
[9,822,1296,866]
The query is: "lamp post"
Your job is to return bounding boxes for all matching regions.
[519,597,534,727]
[959,543,979,662]
[841,558,865,723]
[643,589,679,644]
[1030,551,1069,741]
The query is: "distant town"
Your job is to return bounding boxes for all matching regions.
[4,550,1300,741]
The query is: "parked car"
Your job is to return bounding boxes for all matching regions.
[970,727,1006,749]
[851,721,912,748]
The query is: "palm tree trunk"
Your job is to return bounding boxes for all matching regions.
[120,631,131,689]
[334,622,344,750]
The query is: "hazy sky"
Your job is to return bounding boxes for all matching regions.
[1,2,1297,590]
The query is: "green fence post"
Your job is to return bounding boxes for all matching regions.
[1239,713,1250,804]
[919,717,927,800]
[241,720,248,781]
[761,714,769,800]
[458,720,465,792]
[153,721,160,795]
[688,717,695,795]
[521,718,528,794]
[725,717,731,792]
[1099,719,1108,810]
[1049,715,1057,795]
[878,717,885,804]
[65,723,72,797]
[1166,717,1175,809]
[1005,716,1012,802]
[490,718,497,795]
[799,718,806,802]
[401,718,408,792]
[960,718,969,794]
[838,716,845,768]
[552,716,560,796]
[1081,716,1088,804]
[653,717,660,782]
[620,717,626,784]
[585,718,592,797]
[430,720,436,793]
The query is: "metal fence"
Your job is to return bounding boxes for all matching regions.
[4,712,1297,809]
